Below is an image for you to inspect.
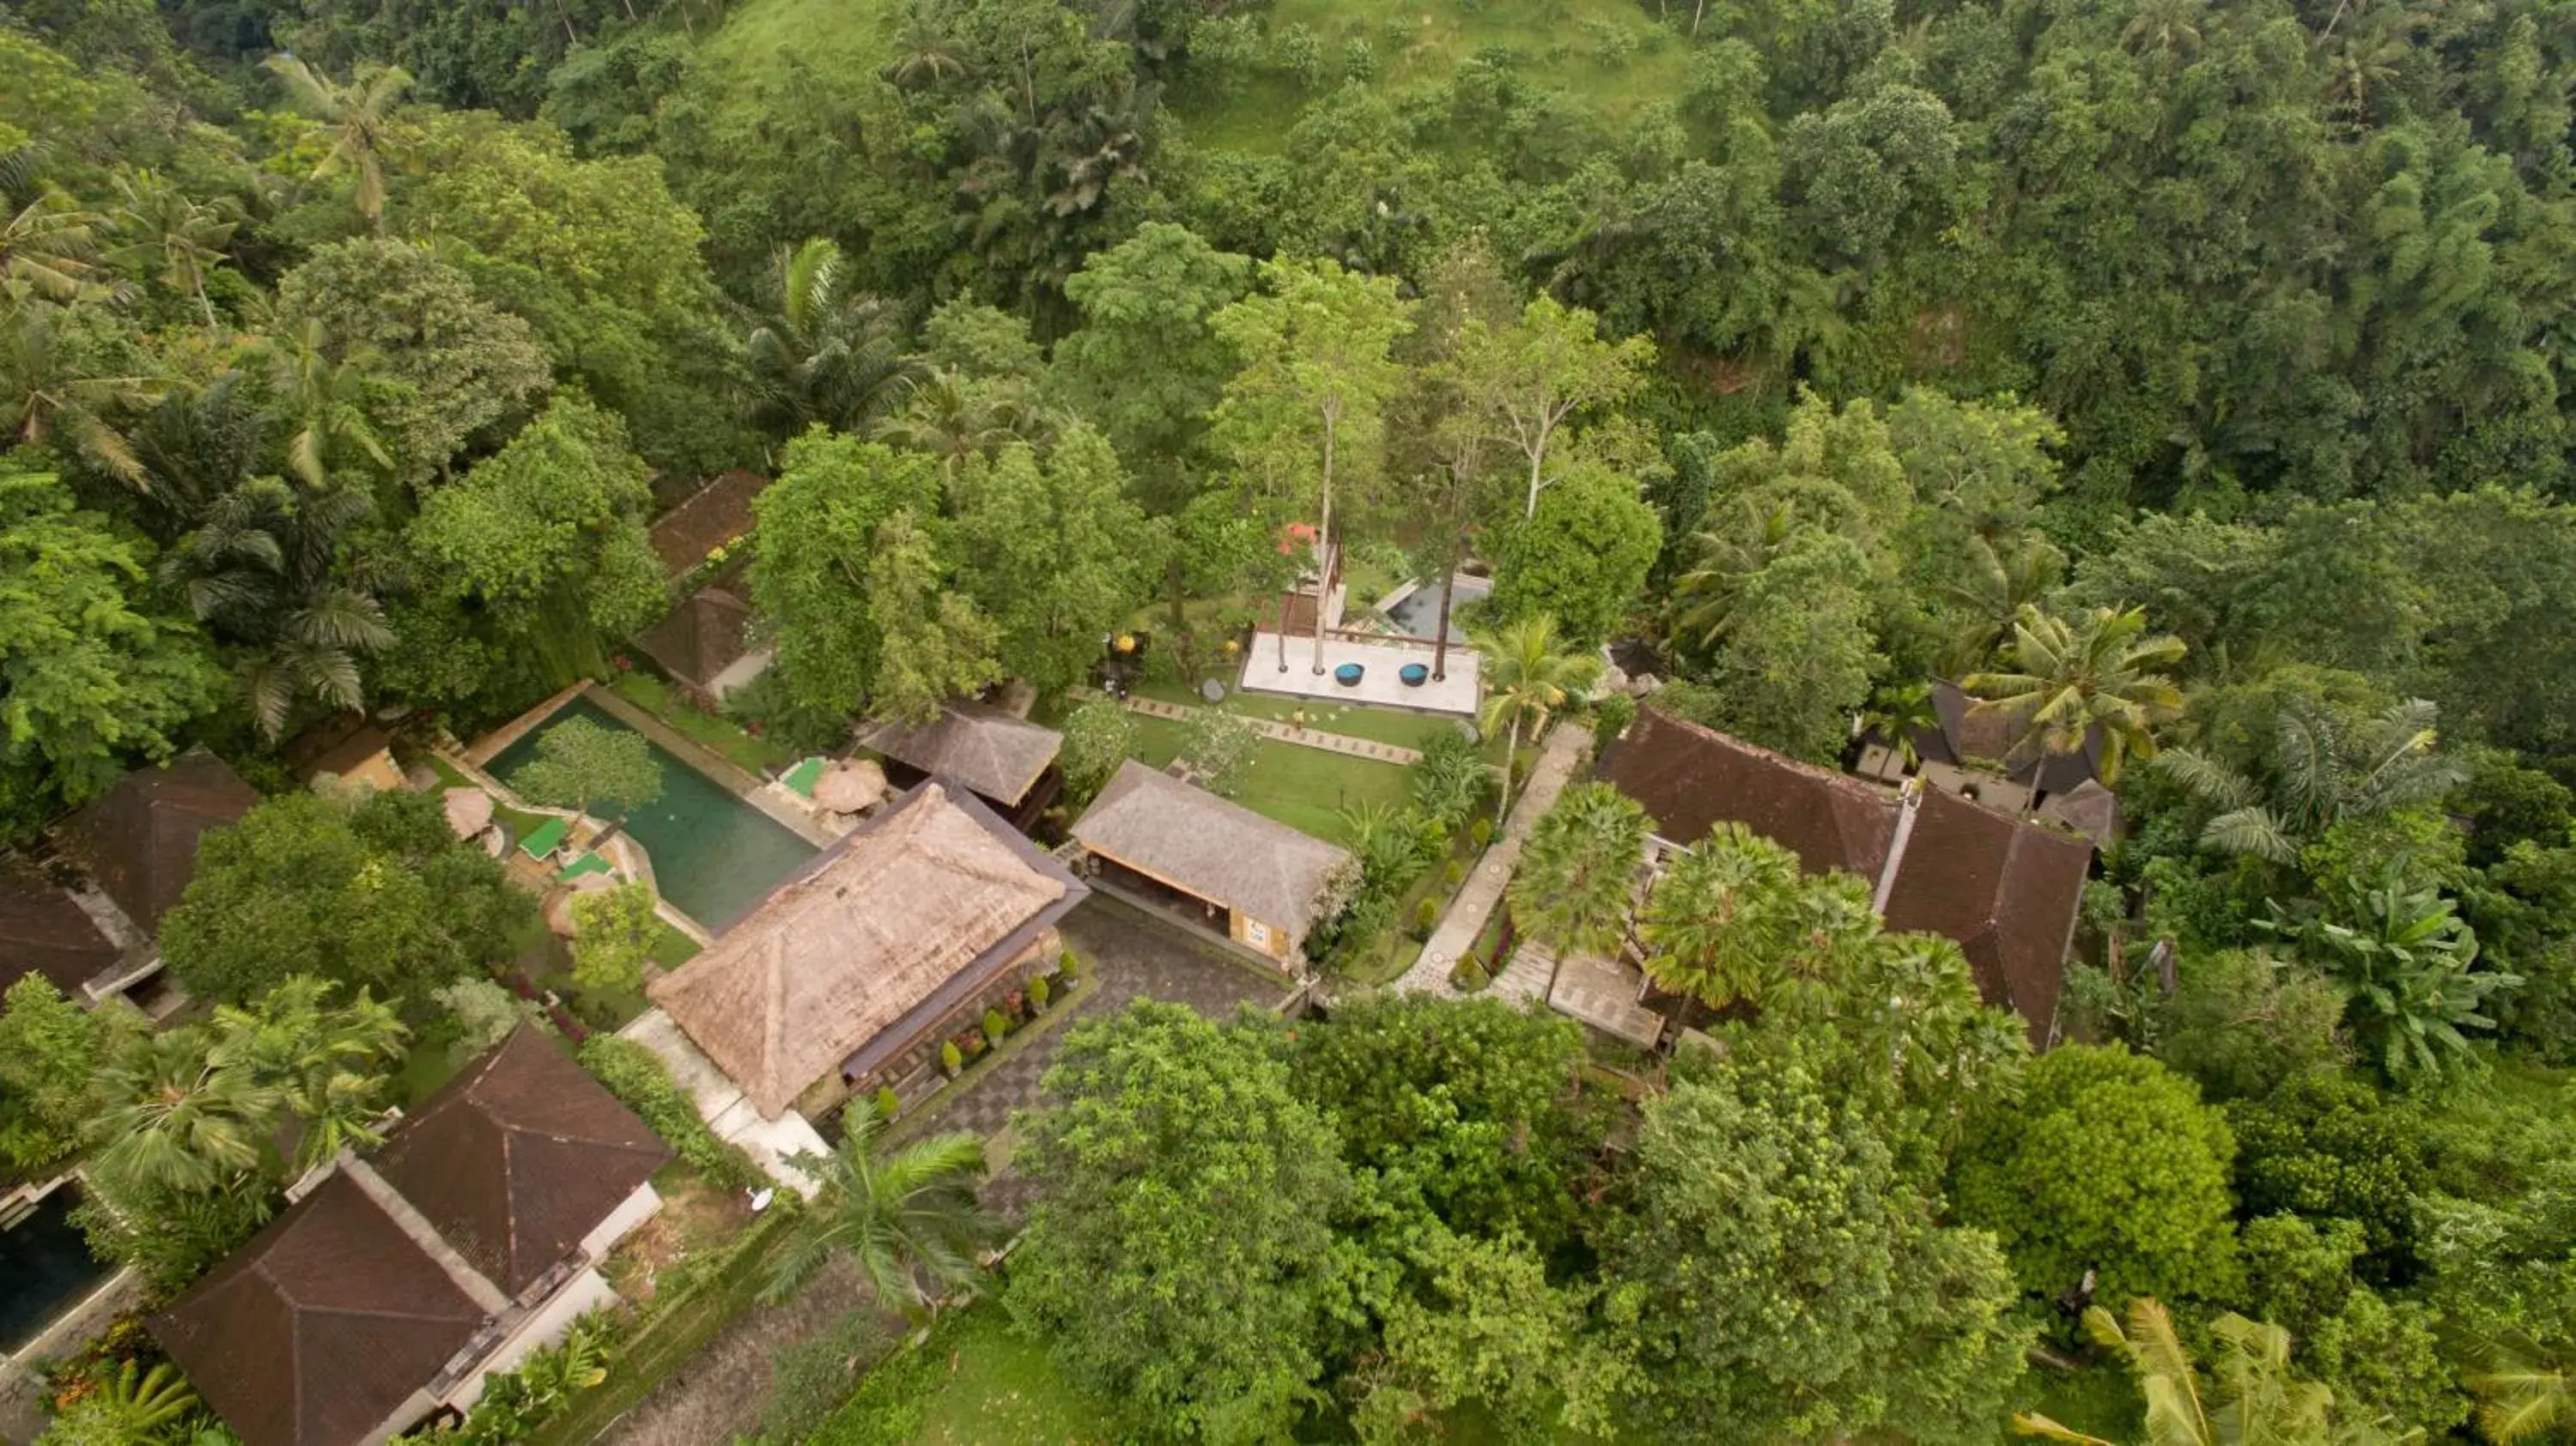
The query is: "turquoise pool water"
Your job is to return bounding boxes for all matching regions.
[489,696,817,932]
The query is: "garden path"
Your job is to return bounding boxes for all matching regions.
[1072,687,1425,765]
[1390,723,1590,1000]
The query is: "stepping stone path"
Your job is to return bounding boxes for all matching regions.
[1072,688,1426,765]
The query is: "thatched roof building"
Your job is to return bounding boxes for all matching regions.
[647,781,1087,1118]
[1071,762,1352,961]
[635,583,757,697]
[854,702,1062,819]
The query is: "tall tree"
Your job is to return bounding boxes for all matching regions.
[1964,605,2187,785]
[1489,459,1662,648]
[745,434,940,719]
[1454,295,1655,520]
[738,238,914,440]
[952,426,1157,699]
[261,56,414,228]
[865,508,1000,726]
[510,717,663,820]
[106,168,234,326]
[1211,257,1413,675]
[1056,221,1252,503]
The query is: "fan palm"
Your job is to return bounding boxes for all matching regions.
[1473,615,1604,820]
[92,1029,289,1194]
[262,56,414,228]
[1637,821,1804,1009]
[1963,604,2186,784]
[741,239,916,439]
[2156,698,2464,866]
[109,169,236,327]
[764,1105,999,1316]
[1507,782,1650,960]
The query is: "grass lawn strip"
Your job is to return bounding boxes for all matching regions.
[1121,714,1413,849]
[607,670,798,776]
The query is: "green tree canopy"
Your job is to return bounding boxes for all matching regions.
[746,431,941,718]
[1489,459,1662,648]
[952,426,1157,699]
[510,717,662,820]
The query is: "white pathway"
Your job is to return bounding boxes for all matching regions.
[1392,723,1591,999]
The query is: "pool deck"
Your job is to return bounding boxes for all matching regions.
[1238,631,1481,717]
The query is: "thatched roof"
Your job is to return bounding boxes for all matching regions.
[855,702,1061,807]
[369,1025,671,1294]
[60,747,259,933]
[647,781,1086,1118]
[1072,762,1352,948]
[0,859,118,995]
[648,469,767,575]
[813,759,886,813]
[442,787,494,838]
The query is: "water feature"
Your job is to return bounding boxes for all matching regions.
[1381,574,1489,645]
[487,696,817,932]
[0,1185,111,1355]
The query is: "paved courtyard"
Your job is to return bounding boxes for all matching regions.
[944,894,1298,1219]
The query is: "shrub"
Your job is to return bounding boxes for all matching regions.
[1060,948,1084,981]
[1413,897,1441,939]
[1059,699,1138,810]
[982,1008,1008,1045]
[568,882,659,993]
[434,976,545,1053]
[874,1085,900,1121]
[1342,35,1377,80]
[1450,957,1490,991]
[1029,974,1051,1011]
[577,1036,762,1191]
[1444,860,1466,887]
[1594,693,1637,748]
[756,1309,888,1444]
[940,1040,963,1076]
[1470,817,1495,849]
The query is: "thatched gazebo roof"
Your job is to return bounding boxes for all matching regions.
[813,759,887,814]
[442,787,495,839]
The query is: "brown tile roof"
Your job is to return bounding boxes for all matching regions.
[59,749,258,933]
[648,781,1086,1117]
[0,860,118,994]
[1599,707,2093,1042]
[1880,788,2093,1045]
[150,1171,488,1446]
[1072,761,1354,949]
[1595,708,1897,878]
[368,1026,671,1295]
[649,470,768,575]
[855,702,1062,808]
[1929,680,2103,794]
[635,583,756,693]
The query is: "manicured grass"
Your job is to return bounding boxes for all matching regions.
[697,0,892,80]
[811,1302,1118,1445]
[1123,715,1416,848]
[607,671,798,775]
[650,919,702,969]
[1130,677,1494,756]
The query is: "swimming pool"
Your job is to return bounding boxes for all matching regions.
[0,1185,111,1355]
[487,696,817,933]
[1382,574,1489,644]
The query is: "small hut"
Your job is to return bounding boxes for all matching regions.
[1069,762,1352,963]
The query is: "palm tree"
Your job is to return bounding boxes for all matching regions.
[92,1029,287,1194]
[2468,1341,2573,1444]
[874,367,1044,480]
[764,1105,999,1317]
[1507,782,1649,961]
[1858,681,1940,770]
[210,976,407,1172]
[2015,1298,2409,1445]
[2122,0,2209,65]
[1667,497,1797,659]
[54,1359,201,1443]
[0,300,164,486]
[1637,821,1803,1009]
[261,319,391,490]
[262,56,414,228]
[109,169,236,327]
[0,190,106,303]
[1936,531,2065,675]
[2155,698,2464,866]
[740,238,916,440]
[884,3,968,88]
[1963,604,2186,785]
[1473,615,1604,821]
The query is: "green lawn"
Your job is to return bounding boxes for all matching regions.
[811,1303,1117,1445]
[607,671,798,775]
[1123,714,1415,849]
[1129,677,1495,756]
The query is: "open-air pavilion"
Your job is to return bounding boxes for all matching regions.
[1236,632,1481,718]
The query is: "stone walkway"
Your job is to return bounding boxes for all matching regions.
[1392,723,1591,999]
[1072,687,1425,766]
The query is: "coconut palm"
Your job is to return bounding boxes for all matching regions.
[740,238,916,439]
[1963,604,2186,784]
[1858,681,1940,770]
[884,3,969,88]
[1936,531,2065,675]
[1637,821,1803,1009]
[1473,615,1604,820]
[2154,698,2464,866]
[2468,1342,2574,1444]
[261,319,391,491]
[1507,782,1649,960]
[262,56,414,228]
[109,169,236,327]
[210,975,408,1172]
[0,189,106,303]
[0,299,164,486]
[875,367,1048,480]
[763,1104,1000,1315]
[2015,1297,2409,1446]
[1666,496,1798,659]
